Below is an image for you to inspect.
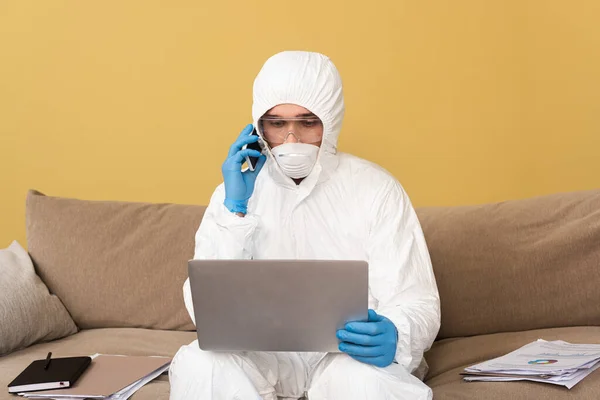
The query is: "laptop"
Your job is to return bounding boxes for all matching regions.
[187,259,368,352]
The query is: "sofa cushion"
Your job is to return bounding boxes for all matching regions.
[0,328,196,400]
[424,326,600,399]
[26,190,206,331]
[416,189,600,339]
[0,241,77,356]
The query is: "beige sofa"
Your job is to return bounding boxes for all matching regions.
[1,189,599,399]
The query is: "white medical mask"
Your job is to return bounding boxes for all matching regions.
[270,143,319,179]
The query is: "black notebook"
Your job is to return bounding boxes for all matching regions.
[8,356,92,393]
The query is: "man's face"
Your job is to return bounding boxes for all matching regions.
[259,104,324,148]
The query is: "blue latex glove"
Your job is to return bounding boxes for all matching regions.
[222,124,267,214]
[336,309,398,368]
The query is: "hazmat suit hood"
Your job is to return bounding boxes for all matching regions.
[252,51,345,189]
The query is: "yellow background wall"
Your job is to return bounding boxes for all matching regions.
[1,1,599,247]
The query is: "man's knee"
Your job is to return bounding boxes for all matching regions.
[309,353,382,385]
[169,341,278,400]
[308,353,432,400]
[169,341,216,384]
[170,340,254,380]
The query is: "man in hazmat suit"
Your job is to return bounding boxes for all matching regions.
[169,51,441,400]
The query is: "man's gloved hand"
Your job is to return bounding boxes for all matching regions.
[222,124,267,214]
[336,309,398,368]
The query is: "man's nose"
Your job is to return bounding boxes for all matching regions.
[284,132,300,143]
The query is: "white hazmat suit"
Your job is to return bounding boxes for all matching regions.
[170,51,441,400]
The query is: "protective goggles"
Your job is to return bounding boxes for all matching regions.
[258,117,323,145]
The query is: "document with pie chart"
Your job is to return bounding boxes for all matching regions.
[461,339,600,389]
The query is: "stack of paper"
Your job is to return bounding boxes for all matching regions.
[19,354,171,400]
[462,339,600,389]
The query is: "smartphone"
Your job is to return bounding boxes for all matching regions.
[243,127,262,171]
